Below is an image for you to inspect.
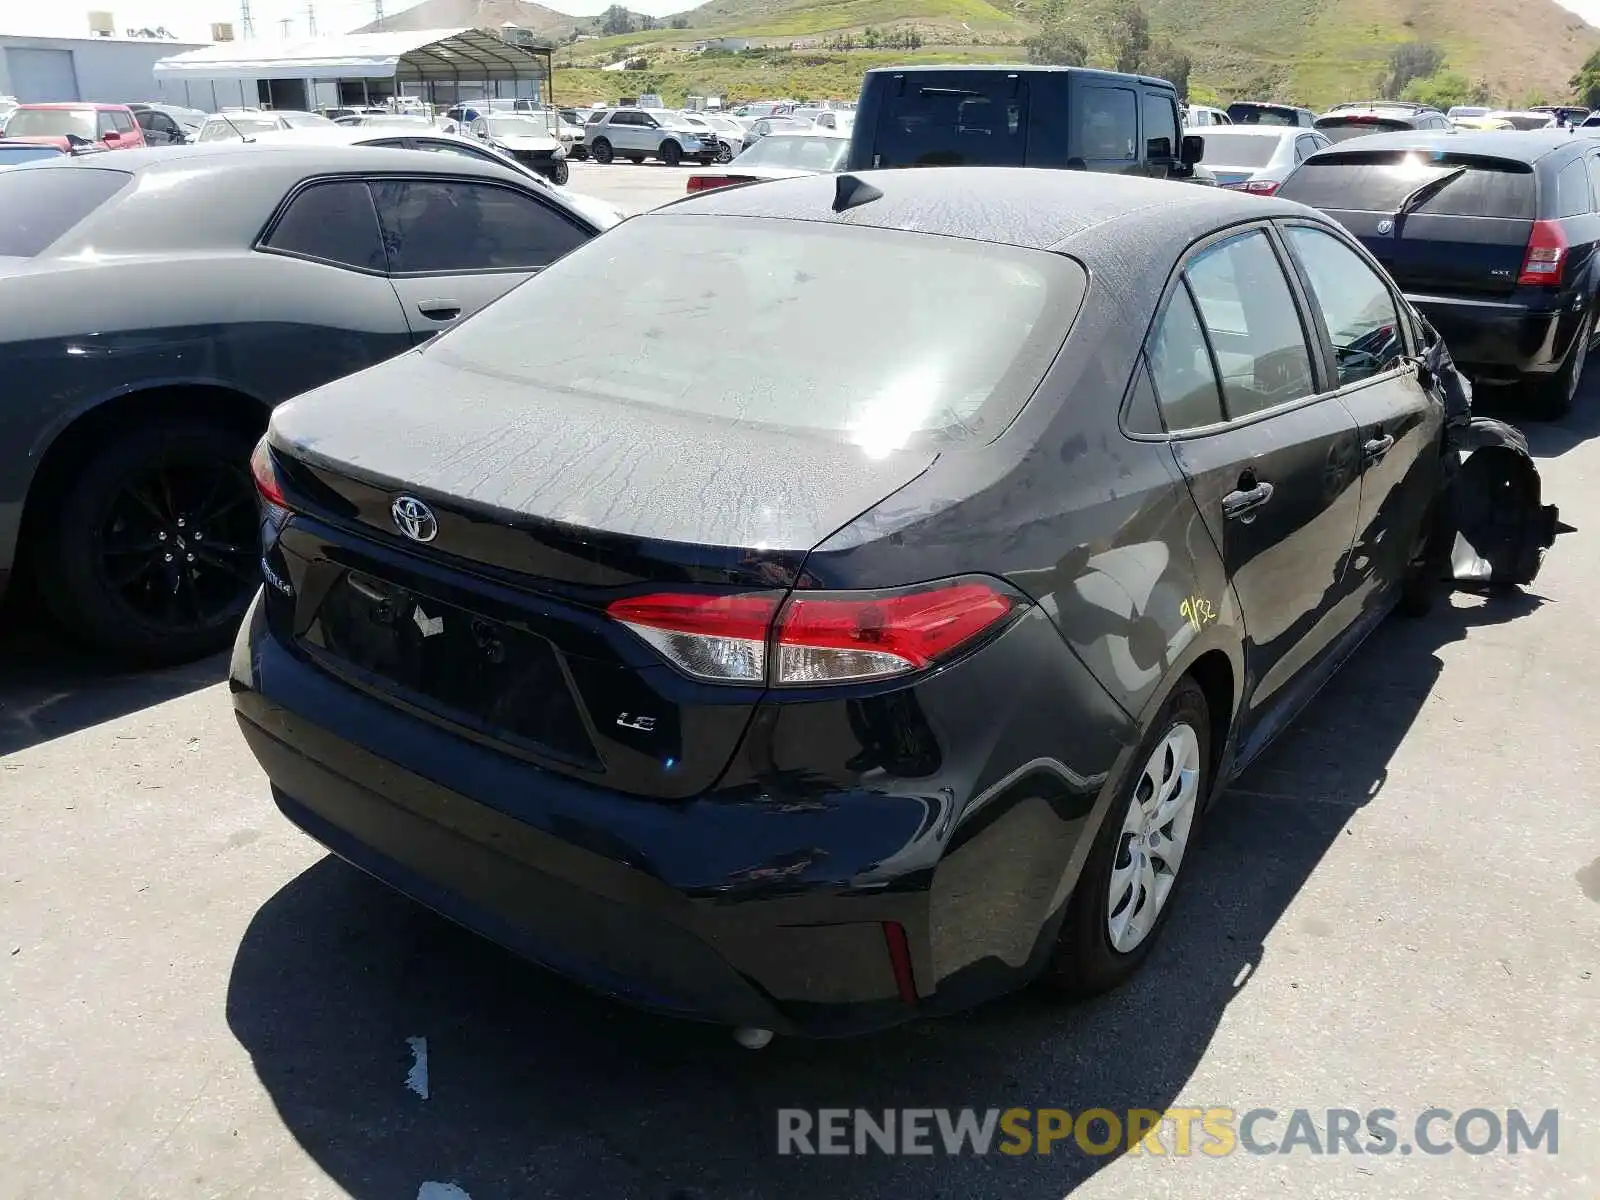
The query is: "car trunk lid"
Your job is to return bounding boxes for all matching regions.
[263,349,936,800]
[1279,151,1537,298]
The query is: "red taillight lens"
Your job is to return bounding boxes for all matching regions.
[608,592,781,682]
[772,581,1016,684]
[1243,179,1279,195]
[607,579,1018,685]
[686,175,727,193]
[250,437,289,508]
[1518,219,1568,286]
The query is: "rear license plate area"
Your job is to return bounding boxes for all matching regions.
[307,569,599,766]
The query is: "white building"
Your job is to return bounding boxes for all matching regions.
[0,34,209,103]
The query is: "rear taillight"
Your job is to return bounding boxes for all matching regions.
[1518,219,1568,286]
[1243,179,1279,195]
[607,578,1020,686]
[686,175,727,193]
[250,437,289,509]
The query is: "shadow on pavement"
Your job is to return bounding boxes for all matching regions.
[1477,365,1600,460]
[225,591,1541,1199]
[0,597,225,756]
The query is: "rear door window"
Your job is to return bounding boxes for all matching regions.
[871,73,1028,167]
[1079,86,1138,167]
[1147,284,1225,430]
[1142,92,1178,157]
[1278,154,1536,218]
[1184,230,1317,418]
[0,167,131,256]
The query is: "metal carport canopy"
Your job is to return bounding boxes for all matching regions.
[152,27,551,83]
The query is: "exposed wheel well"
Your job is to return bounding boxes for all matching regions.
[1185,649,1235,787]
[14,384,270,586]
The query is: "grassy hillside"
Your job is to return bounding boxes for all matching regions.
[375,0,1600,109]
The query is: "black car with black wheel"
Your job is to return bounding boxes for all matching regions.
[0,142,602,662]
[1279,129,1600,418]
[232,169,1550,1037]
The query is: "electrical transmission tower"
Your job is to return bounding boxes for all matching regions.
[306,4,317,35]
[239,0,254,38]
[373,1,386,30]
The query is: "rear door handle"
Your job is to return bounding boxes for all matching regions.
[417,299,462,321]
[1363,433,1395,462]
[1222,479,1275,521]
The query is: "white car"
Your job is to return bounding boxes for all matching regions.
[250,126,622,229]
[1184,105,1232,127]
[469,113,571,184]
[684,128,850,193]
[695,112,749,161]
[195,110,334,141]
[585,107,719,166]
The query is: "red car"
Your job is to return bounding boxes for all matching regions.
[2,103,146,152]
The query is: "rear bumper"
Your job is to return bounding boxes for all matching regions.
[230,592,1133,1035]
[1409,291,1579,379]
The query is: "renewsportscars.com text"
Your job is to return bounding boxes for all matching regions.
[776,1107,1559,1157]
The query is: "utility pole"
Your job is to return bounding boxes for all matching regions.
[278,16,293,37]
[306,4,317,36]
[239,0,254,38]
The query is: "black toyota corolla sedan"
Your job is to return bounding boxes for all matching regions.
[233,168,1513,1037]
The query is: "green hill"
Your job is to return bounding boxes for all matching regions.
[372,0,1600,110]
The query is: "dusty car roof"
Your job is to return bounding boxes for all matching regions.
[1307,128,1586,162]
[659,166,1303,253]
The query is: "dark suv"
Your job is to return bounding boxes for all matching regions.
[1279,129,1600,416]
[1315,102,1454,143]
[847,65,1206,182]
[1226,101,1316,127]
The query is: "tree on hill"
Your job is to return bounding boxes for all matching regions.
[1571,47,1600,108]
[669,15,691,29]
[1144,43,1192,98]
[1402,70,1473,111]
[1380,42,1445,100]
[1025,0,1088,66]
[600,4,633,35]
[1107,1,1151,75]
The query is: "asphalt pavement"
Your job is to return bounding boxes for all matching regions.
[1,175,1596,1199]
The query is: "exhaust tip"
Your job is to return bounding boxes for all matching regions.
[733,1026,774,1050]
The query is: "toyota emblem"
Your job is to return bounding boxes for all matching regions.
[390,494,438,543]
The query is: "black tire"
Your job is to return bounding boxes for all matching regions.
[660,139,683,167]
[570,146,588,160]
[1042,677,1213,996]
[716,140,734,164]
[546,158,570,186]
[1523,310,1592,420]
[590,137,613,164]
[34,421,261,664]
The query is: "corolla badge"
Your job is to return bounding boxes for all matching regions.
[391,494,439,543]
[1376,218,1395,235]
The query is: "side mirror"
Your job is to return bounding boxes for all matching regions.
[1146,135,1173,160]
[101,130,121,143]
[1180,134,1205,165]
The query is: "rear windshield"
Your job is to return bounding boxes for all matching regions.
[0,144,65,166]
[1193,132,1280,167]
[734,135,849,171]
[1315,116,1416,143]
[198,116,280,141]
[1227,104,1299,126]
[428,215,1084,453]
[6,108,96,140]
[0,166,131,256]
[1279,154,1536,218]
[871,74,1027,167]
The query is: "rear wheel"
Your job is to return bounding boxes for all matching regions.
[590,137,613,164]
[35,421,261,663]
[1043,677,1211,996]
[1523,310,1592,420]
[660,139,683,167]
[716,140,734,164]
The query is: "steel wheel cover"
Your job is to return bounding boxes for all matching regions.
[1107,721,1201,953]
